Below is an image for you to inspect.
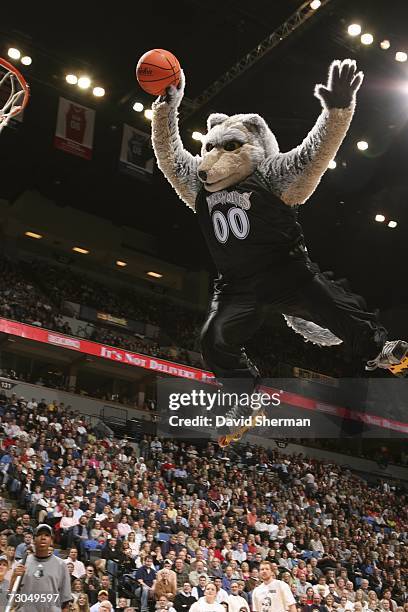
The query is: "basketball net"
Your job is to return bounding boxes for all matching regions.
[0,58,30,134]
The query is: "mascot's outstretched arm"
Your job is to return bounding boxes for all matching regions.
[151,71,201,211]
[263,59,364,206]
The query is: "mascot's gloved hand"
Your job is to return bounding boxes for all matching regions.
[158,69,186,109]
[314,59,364,109]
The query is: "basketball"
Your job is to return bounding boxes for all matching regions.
[136,49,181,96]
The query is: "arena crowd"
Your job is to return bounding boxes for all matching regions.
[0,392,406,612]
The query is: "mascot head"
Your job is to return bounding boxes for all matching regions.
[197,112,280,192]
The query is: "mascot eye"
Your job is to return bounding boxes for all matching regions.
[224,141,241,152]
[206,143,214,152]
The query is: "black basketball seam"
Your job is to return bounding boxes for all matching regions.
[161,50,178,88]
[139,70,180,83]
[138,62,174,71]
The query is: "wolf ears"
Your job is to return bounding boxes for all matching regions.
[207,113,229,131]
[241,114,280,158]
[206,112,279,158]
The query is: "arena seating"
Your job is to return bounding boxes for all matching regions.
[0,393,406,611]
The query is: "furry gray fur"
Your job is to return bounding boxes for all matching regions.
[151,60,362,347]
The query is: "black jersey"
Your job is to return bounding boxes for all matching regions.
[195,172,312,293]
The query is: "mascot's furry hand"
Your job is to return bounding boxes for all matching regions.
[314,59,364,109]
[159,69,186,109]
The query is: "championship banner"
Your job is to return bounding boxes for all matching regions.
[54,96,95,160]
[119,124,154,181]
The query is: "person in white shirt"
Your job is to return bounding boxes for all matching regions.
[64,547,86,579]
[227,582,250,612]
[189,582,229,612]
[232,544,247,564]
[252,561,296,612]
[214,577,229,603]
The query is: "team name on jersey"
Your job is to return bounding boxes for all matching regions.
[206,190,252,214]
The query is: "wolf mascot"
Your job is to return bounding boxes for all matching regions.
[151,60,408,429]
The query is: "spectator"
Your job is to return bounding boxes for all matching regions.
[227,582,250,612]
[189,582,227,612]
[174,581,197,612]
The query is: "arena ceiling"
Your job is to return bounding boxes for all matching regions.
[1,0,408,313]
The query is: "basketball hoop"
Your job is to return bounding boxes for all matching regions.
[0,57,30,134]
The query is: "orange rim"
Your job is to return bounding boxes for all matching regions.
[0,57,30,118]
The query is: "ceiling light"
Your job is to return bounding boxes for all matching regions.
[192,131,204,141]
[116,260,127,267]
[66,74,78,85]
[395,51,408,63]
[147,271,162,278]
[144,109,153,120]
[92,86,105,97]
[133,102,144,112]
[388,220,397,228]
[21,56,32,66]
[73,247,89,254]
[25,231,42,239]
[7,48,21,60]
[357,140,368,151]
[361,33,374,45]
[328,160,337,169]
[77,76,91,89]
[310,0,321,9]
[380,40,390,50]
[375,214,385,223]
[347,24,361,37]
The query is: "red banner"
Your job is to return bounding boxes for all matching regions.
[0,317,407,434]
[54,96,95,160]
[0,318,214,383]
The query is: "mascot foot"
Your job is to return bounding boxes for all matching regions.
[366,340,408,377]
[217,406,265,447]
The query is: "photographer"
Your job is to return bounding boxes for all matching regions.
[9,523,72,611]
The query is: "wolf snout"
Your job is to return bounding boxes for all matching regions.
[198,170,207,182]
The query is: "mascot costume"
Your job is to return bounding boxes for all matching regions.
[151,59,408,436]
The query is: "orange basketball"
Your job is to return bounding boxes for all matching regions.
[136,49,181,96]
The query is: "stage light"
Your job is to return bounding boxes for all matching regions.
[328,160,337,169]
[25,231,42,239]
[375,214,385,223]
[21,56,32,66]
[361,33,374,45]
[395,51,408,62]
[116,260,127,267]
[388,220,397,228]
[144,109,153,120]
[7,48,21,60]
[73,247,89,254]
[192,131,204,141]
[77,76,91,89]
[380,40,390,50]
[92,86,105,97]
[133,102,144,112]
[147,271,162,278]
[310,0,321,9]
[347,24,361,37]
[357,140,368,151]
[66,74,78,85]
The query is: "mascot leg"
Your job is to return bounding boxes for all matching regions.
[283,273,407,374]
[200,293,264,443]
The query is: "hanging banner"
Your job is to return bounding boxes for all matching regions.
[119,124,154,181]
[54,96,95,160]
